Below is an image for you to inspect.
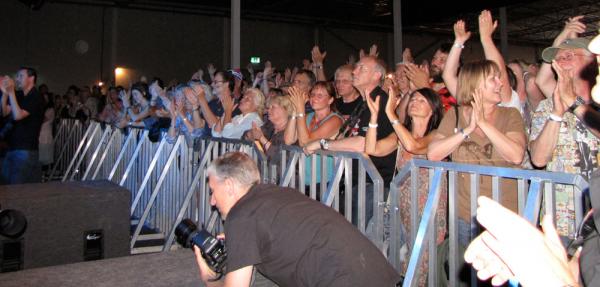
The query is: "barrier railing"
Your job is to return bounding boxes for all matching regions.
[395,159,588,287]
[278,145,385,243]
[48,119,88,180]
[55,120,588,287]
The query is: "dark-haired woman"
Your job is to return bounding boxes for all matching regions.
[365,87,445,286]
[121,82,152,127]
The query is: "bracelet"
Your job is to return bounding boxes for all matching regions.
[457,128,470,139]
[390,119,400,126]
[454,42,465,49]
[296,113,305,118]
[313,64,323,69]
[290,115,297,120]
[548,113,563,122]
[368,122,378,128]
[193,106,200,112]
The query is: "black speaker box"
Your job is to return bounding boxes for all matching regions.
[0,180,130,269]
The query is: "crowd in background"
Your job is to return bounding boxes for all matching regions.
[1,10,599,286]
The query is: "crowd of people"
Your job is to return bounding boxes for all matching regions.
[1,9,599,286]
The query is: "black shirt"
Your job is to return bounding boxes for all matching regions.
[335,96,362,119]
[354,86,396,186]
[6,87,44,151]
[225,184,401,287]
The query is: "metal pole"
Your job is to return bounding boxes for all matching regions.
[393,0,403,64]
[231,0,241,69]
[500,7,508,59]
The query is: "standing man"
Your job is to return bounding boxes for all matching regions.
[306,55,396,224]
[194,152,401,287]
[0,67,45,184]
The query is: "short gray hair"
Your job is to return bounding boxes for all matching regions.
[207,152,260,188]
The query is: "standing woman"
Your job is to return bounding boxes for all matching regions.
[285,81,343,188]
[428,60,526,247]
[364,87,445,286]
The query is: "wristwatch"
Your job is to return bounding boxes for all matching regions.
[568,96,585,113]
[319,139,330,150]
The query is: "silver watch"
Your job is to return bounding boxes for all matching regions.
[319,139,330,150]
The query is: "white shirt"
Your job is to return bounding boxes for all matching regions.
[212,112,263,139]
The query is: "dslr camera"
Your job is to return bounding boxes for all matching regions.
[175,219,227,273]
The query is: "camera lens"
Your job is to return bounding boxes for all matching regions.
[174,218,197,248]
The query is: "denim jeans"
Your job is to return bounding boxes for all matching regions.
[352,183,390,226]
[1,149,41,185]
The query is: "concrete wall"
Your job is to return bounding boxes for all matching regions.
[0,1,541,93]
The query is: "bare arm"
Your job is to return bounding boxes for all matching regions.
[428,107,477,161]
[1,77,30,121]
[284,116,298,145]
[296,115,342,146]
[535,16,586,98]
[508,63,527,103]
[479,10,511,103]
[443,20,471,96]
[311,46,327,81]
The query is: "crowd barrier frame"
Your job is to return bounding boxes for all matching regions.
[395,159,588,287]
[56,120,589,286]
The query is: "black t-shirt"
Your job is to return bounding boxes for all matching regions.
[6,88,44,151]
[353,86,396,186]
[335,96,362,119]
[225,184,401,287]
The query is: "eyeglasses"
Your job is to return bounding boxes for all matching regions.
[555,52,587,62]
[335,79,352,85]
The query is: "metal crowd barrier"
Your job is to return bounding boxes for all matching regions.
[395,159,588,287]
[278,145,385,244]
[56,121,589,287]
[48,119,88,180]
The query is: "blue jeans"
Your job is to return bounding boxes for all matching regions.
[1,150,41,185]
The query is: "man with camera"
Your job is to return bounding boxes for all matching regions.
[194,152,401,286]
[0,67,44,184]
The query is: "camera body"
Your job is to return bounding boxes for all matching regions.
[175,219,227,273]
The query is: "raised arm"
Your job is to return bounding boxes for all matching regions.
[311,45,327,81]
[289,87,341,146]
[261,61,273,96]
[443,20,471,96]
[386,89,433,154]
[478,10,511,103]
[535,16,586,98]
[1,77,30,121]
[212,92,235,134]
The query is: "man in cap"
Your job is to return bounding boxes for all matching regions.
[530,15,599,238]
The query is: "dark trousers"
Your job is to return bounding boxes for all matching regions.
[1,149,41,185]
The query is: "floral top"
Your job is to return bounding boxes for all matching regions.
[530,98,599,179]
[530,98,600,237]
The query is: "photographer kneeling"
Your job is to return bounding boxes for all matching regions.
[195,152,401,286]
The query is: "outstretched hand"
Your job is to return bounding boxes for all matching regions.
[554,16,586,46]
[311,45,327,65]
[454,20,472,44]
[478,10,498,39]
[465,196,579,287]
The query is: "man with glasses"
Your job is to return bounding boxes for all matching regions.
[306,56,396,225]
[530,15,599,238]
[333,64,362,119]
[0,67,44,184]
